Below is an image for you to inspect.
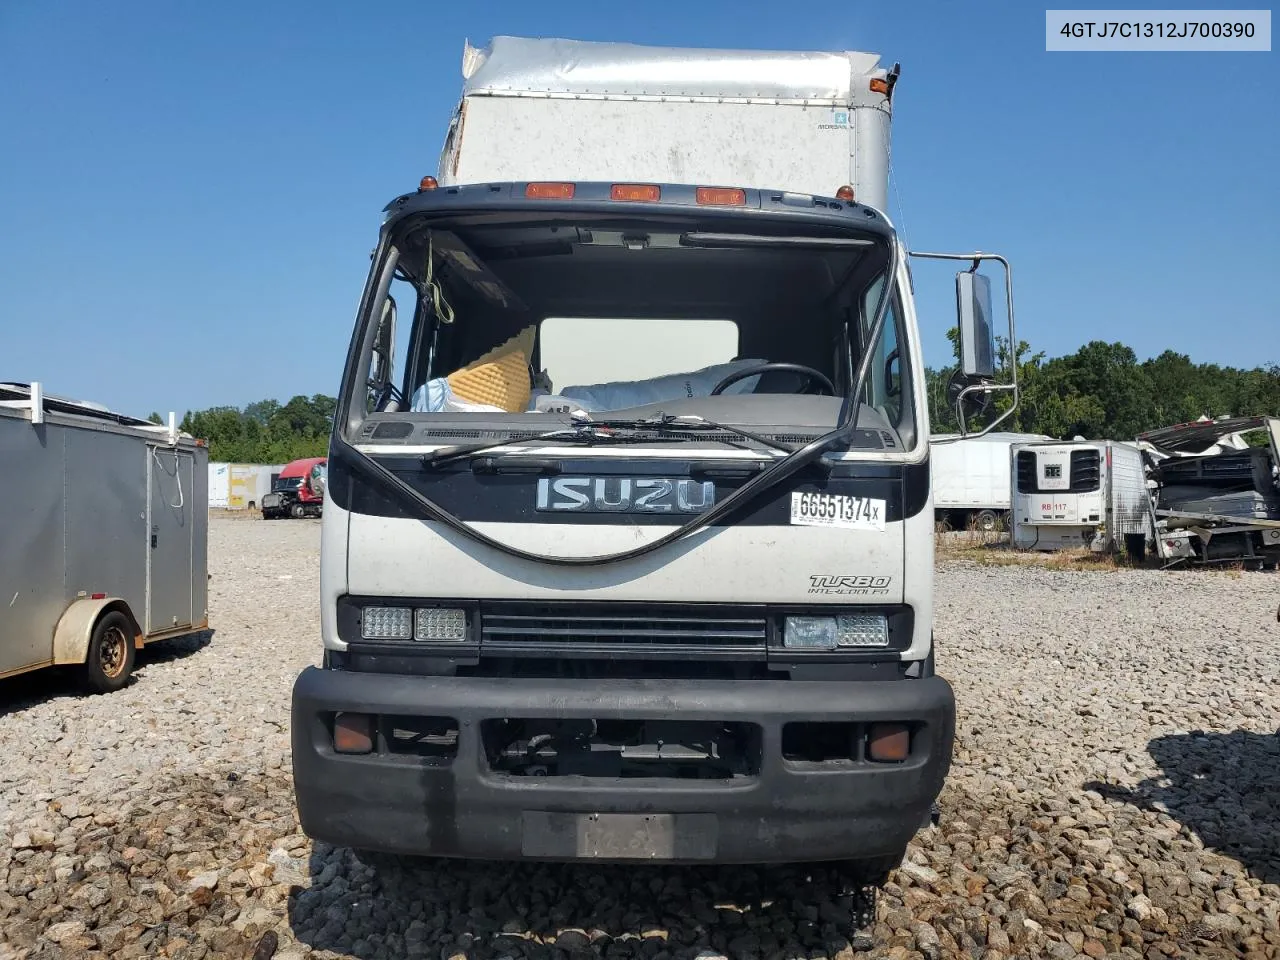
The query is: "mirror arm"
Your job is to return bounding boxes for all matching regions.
[908,250,1020,442]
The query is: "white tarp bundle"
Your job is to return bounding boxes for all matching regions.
[411,359,765,415]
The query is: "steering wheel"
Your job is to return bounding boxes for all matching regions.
[710,363,836,396]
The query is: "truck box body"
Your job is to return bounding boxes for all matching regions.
[930,431,1052,528]
[440,36,896,213]
[0,384,208,685]
[1011,440,1150,552]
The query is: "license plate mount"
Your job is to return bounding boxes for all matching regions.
[520,811,717,860]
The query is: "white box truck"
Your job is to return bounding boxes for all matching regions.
[930,431,1052,531]
[290,36,1019,887]
[1010,439,1151,553]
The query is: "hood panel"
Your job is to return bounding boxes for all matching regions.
[346,514,905,604]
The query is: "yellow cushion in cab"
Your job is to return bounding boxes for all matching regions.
[446,326,536,413]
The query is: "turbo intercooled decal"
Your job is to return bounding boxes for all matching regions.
[807,575,894,597]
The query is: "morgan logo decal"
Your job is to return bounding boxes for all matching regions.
[808,575,893,597]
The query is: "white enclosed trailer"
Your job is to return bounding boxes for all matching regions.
[209,462,286,510]
[930,431,1052,531]
[1010,439,1151,553]
[209,462,232,508]
[0,383,209,692]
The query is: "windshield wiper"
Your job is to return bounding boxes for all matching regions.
[419,419,722,469]
[616,413,794,456]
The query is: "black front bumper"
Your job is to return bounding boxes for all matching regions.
[290,667,955,864]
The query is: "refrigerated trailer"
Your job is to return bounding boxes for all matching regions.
[930,431,1052,531]
[0,382,209,692]
[1010,439,1151,553]
[291,36,1021,885]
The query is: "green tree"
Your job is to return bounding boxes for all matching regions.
[179,396,334,462]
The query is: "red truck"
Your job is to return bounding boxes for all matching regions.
[261,457,327,519]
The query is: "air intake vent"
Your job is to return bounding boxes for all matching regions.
[1016,451,1037,493]
[1069,450,1101,492]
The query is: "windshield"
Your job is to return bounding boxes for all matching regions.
[342,210,916,451]
[273,476,302,492]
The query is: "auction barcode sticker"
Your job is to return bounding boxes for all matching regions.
[789,492,886,531]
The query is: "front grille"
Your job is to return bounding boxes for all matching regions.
[1069,450,1101,492]
[480,603,768,660]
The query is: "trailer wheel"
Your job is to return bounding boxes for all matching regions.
[84,611,136,694]
[974,509,1000,532]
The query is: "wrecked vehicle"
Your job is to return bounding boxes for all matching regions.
[261,457,327,519]
[1139,417,1280,567]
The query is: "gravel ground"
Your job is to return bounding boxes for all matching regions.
[3,518,1280,959]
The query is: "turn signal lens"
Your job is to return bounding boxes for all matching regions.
[525,182,575,199]
[870,78,889,94]
[333,713,374,754]
[835,185,855,201]
[696,187,747,206]
[867,723,910,762]
[611,183,661,202]
[418,176,439,191]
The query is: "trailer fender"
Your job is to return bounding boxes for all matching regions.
[52,598,142,665]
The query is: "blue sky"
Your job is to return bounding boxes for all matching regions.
[1,1,1275,418]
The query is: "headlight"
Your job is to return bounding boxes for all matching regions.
[784,614,889,649]
[415,607,467,642]
[361,606,413,640]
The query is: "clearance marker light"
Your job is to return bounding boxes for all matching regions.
[525,182,576,199]
[696,187,747,206]
[611,184,661,202]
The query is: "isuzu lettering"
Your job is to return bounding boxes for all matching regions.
[291,36,1018,879]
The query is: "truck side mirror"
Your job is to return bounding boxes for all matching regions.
[955,271,996,379]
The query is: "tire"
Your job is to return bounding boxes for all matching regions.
[83,611,136,694]
[974,509,1000,532]
[291,503,306,519]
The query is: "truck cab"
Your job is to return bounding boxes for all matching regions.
[291,36,1015,875]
